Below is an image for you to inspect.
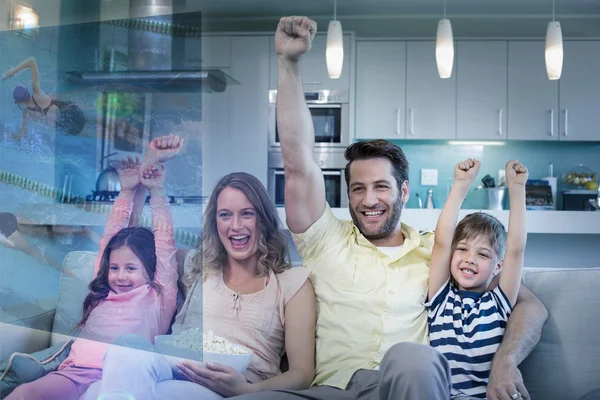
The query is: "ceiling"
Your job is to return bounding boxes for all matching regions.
[92,0,600,38]
[183,0,600,37]
[189,0,600,18]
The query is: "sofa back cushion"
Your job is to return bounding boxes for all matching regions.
[520,268,600,400]
[50,251,96,345]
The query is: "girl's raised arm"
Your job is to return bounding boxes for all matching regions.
[140,163,178,304]
[93,157,140,277]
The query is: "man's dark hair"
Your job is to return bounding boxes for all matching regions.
[344,139,409,193]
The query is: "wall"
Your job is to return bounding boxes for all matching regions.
[394,140,600,210]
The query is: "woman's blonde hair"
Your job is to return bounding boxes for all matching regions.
[183,172,291,289]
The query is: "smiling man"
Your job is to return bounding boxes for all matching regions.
[233,15,548,400]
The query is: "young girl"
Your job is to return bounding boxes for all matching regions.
[7,157,179,400]
[426,159,529,400]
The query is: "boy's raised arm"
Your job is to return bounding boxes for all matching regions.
[428,159,480,300]
[499,160,528,305]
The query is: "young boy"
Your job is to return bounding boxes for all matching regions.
[426,159,529,399]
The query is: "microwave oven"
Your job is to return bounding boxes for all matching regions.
[562,190,598,211]
[268,90,350,149]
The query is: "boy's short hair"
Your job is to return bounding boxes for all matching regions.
[452,213,507,259]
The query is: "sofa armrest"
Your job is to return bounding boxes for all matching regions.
[0,299,56,362]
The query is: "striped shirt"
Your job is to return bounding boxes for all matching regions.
[425,280,513,399]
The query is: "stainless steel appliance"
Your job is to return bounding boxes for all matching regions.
[268,90,350,148]
[65,0,239,93]
[268,149,348,208]
[562,190,598,211]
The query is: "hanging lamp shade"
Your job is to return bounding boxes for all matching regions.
[436,18,454,79]
[545,21,563,80]
[326,20,344,79]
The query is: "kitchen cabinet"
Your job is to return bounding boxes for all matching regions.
[202,36,270,194]
[355,41,406,139]
[456,41,508,140]
[508,41,559,141]
[269,33,352,92]
[406,41,456,140]
[186,35,231,68]
[558,41,600,141]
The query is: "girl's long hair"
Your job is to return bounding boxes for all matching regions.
[184,172,291,289]
[75,227,160,330]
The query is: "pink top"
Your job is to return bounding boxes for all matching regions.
[59,196,178,370]
[172,259,310,383]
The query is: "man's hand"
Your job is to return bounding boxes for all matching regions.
[506,160,529,187]
[454,158,481,185]
[487,359,530,400]
[275,16,317,61]
[145,134,184,164]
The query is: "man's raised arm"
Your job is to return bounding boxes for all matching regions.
[275,16,326,234]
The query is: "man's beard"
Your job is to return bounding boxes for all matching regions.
[350,197,403,241]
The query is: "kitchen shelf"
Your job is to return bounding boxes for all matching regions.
[277,208,600,235]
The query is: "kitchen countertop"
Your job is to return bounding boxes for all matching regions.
[315,208,600,235]
[17,203,205,228]
[16,203,600,234]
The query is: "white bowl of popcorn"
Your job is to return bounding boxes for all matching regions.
[155,329,253,375]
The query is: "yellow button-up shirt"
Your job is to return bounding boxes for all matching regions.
[291,204,434,390]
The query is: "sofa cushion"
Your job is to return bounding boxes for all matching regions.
[0,341,72,398]
[50,251,96,345]
[520,268,600,400]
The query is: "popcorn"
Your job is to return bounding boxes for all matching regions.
[174,329,250,355]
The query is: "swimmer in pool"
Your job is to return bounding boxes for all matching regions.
[3,57,85,138]
[0,212,63,271]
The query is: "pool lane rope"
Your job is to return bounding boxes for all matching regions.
[0,169,200,247]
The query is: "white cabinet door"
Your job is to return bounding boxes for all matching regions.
[559,41,600,141]
[406,41,456,140]
[269,34,352,91]
[508,41,559,141]
[202,36,270,194]
[355,41,406,139]
[456,41,508,140]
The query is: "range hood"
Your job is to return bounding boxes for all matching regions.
[65,69,238,93]
[66,0,238,93]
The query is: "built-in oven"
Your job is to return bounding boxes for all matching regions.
[268,90,350,148]
[268,149,348,208]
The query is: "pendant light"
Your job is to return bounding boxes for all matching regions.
[436,0,454,79]
[326,0,344,79]
[545,0,563,80]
